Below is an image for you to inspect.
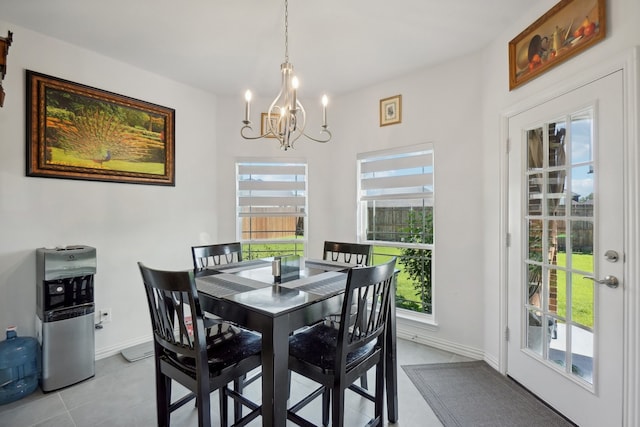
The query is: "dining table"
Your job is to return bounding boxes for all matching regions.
[194,256,398,427]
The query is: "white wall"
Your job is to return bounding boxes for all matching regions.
[0,22,219,357]
[1,0,637,364]
[215,52,488,356]
[480,0,640,365]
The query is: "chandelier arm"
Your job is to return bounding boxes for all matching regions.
[282,100,307,149]
[295,99,306,134]
[302,128,332,143]
[240,124,275,140]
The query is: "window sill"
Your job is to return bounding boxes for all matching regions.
[396,307,438,331]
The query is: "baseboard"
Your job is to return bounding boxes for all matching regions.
[396,322,485,361]
[95,335,152,360]
[96,327,496,370]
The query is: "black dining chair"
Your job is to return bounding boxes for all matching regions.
[323,241,372,266]
[322,241,373,388]
[192,242,243,269]
[138,262,262,427]
[190,242,262,418]
[286,257,397,427]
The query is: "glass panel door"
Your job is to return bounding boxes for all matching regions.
[524,112,594,384]
[507,71,624,426]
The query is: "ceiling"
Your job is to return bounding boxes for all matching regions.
[0,0,534,98]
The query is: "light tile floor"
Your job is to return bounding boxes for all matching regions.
[0,339,475,427]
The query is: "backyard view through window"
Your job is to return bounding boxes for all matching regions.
[525,109,596,384]
[236,159,307,258]
[357,144,434,315]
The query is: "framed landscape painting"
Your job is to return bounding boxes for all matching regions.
[26,70,175,185]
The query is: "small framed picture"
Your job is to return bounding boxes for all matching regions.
[261,113,278,138]
[380,95,402,126]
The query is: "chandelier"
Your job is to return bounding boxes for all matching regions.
[241,0,331,150]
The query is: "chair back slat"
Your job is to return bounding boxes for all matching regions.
[336,258,396,367]
[192,242,243,268]
[323,241,372,266]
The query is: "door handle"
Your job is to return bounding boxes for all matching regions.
[584,275,619,289]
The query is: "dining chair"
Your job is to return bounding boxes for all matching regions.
[190,242,262,419]
[192,242,242,269]
[322,241,373,389]
[323,241,372,266]
[138,262,262,427]
[286,257,397,427]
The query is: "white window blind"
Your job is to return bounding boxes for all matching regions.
[358,143,434,206]
[236,159,307,246]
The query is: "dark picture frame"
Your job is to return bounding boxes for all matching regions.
[26,70,175,185]
[508,0,606,90]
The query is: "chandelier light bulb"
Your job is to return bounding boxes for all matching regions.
[291,76,298,112]
[322,95,328,127]
[244,90,252,123]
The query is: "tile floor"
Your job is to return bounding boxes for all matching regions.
[0,339,474,427]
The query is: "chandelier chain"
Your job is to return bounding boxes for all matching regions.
[284,0,289,62]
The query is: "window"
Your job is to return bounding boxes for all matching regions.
[357,143,434,315]
[236,159,307,259]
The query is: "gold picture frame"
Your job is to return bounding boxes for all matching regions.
[26,70,175,185]
[508,0,606,90]
[380,95,402,127]
[261,112,278,138]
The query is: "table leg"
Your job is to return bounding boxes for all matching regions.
[386,276,399,423]
[261,316,290,427]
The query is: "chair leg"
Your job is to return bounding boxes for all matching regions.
[220,385,229,427]
[156,373,171,427]
[196,382,212,427]
[331,385,345,427]
[374,361,385,423]
[322,388,330,427]
[359,373,368,389]
[233,377,243,422]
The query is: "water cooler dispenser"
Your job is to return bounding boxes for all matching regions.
[35,246,96,392]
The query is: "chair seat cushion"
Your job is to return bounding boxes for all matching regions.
[289,323,376,372]
[168,328,261,375]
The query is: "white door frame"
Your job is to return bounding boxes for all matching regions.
[498,47,640,426]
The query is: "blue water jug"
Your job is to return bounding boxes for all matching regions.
[0,326,40,405]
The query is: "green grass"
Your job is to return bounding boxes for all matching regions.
[49,147,165,174]
[242,242,305,259]
[370,246,426,311]
[555,253,594,328]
